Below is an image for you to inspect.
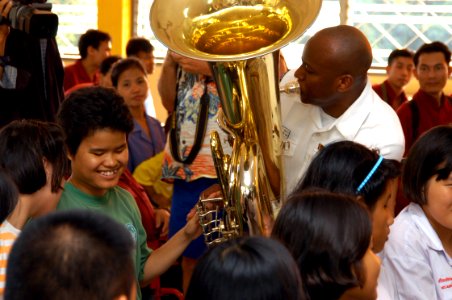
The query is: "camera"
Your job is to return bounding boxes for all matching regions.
[0,0,58,38]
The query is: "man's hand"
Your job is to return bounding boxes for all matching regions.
[169,51,212,76]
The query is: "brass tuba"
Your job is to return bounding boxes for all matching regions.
[150,0,322,246]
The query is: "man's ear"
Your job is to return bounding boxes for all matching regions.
[336,74,353,92]
[87,45,96,57]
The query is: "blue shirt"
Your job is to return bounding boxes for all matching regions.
[127,114,166,173]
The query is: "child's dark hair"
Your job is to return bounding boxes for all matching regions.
[99,55,122,76]
[272,189,372,300]
[0,168,18,224]
[110,57,147,88]
[58,86,134,156]
[126,37,154,57]
[294,140,401,211]
[0,120,70,194]
[5,210,135,300]
[185,236,305,300]
[403,125,452,205]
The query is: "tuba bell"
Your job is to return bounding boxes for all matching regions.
[150,0,322,246]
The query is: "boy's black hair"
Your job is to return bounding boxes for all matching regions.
[186,236,304,300]
[99,55,122,75]
[0,120,70,194]
[58,86,134,156]
[126,37,154,57]
[78,29,111,59]
[413,41,451,67]
[5,210,135,300]
[0,168,18,224]
[387,48,414,66]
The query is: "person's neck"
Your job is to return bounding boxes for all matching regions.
[7,195,33,230]
[422,89,443,106]
[81,59,98,80]
[129,105,146,120]
[388,81,404,96]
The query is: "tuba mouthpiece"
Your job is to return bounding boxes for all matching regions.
[280,80,300,94]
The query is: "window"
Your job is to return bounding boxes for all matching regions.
[54,0,452,68]
[51,0,98,57]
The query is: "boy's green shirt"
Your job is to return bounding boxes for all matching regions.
[57,182,151,300]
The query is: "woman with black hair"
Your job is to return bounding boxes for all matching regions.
[272,190,380,300]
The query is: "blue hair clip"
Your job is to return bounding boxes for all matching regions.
[356,156,384,193]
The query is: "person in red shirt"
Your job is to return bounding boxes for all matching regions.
[397,41,452,156]
[372,49,414,111]
[63,29,112,91]
[395,42,452,215]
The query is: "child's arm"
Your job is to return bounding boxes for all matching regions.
[140,208,202,286]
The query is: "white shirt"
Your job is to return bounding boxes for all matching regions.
[280,72,405,194]
[380,203,452,300]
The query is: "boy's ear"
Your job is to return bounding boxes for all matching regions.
[43,158,51,179]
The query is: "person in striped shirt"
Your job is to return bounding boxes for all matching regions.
[0,120,70,296]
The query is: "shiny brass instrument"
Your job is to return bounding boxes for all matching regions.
[150,0,322,246]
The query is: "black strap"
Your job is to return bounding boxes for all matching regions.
[169,75,212,165]
[409,100,419,143]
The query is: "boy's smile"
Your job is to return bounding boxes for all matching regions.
[68,128,129,197]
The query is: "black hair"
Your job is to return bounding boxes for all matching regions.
[388,49,414,66]
[110,57,147,87]
[5,210,135,300]
[78,29,111,59]
[295,141,401,211]
[58,86,134,156]
[185,236,305,300]
[413,41,451,67]
[99,55,122,75]
[126,37,154,57]
[0,120,70,194]
[403,125,452,205]
[0,168,18,224]
[272,189,372,300]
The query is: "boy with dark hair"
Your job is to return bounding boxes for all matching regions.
[64,29,112,91]
[372,48,414,110]
[126,37,155,74]
[0,119,70,295]
[56,86,201,300]
[5,210,136,300]
[396,41,452,155]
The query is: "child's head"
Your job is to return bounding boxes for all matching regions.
[58,87,134,196]
[110,58,149,110]
[98,55,122,88]
[126,37,154,74]
[403,125,452,232]
[295,140,401,253]
[5,210,136,300]
[0,168,18,224]
[0,120,69,216]
[185,236,304,300]
[272,190,380,300]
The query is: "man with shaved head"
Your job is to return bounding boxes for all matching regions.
[280,25,405,194]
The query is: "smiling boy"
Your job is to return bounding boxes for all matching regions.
[56,86,201,300]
